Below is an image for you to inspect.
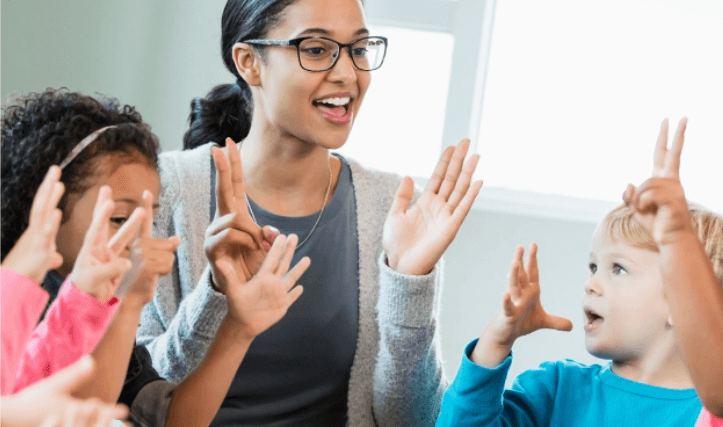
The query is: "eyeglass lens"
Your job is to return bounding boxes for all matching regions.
[298,37,386,71]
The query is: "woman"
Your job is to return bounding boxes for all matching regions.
[137,0,482,425]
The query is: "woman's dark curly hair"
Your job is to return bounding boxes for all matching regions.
[1,88,160,261]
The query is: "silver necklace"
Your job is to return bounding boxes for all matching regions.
[244,155,333,249]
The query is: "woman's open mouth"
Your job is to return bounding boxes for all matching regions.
[313,95,352,124]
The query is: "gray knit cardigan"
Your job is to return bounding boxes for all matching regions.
[136,143,447,426]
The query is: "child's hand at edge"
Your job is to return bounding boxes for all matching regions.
[2,166,64,284]
[120,190,180,308]
[471,243,572,368]
[69,186,145,303]
[623,118,695,246]
[216,233,309,341]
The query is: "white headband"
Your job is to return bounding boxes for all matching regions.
[59,125,117,170]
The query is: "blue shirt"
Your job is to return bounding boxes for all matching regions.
[209,155,360,426]
[436,339,702,427]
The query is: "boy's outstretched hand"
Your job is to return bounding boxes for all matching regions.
[623,118,694,246]
[218,233,309,341]
[471,243,572,368]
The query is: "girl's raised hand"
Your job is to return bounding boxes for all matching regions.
[69,186,145,302]
[382,139,483,275]
[206,138,278,294]
[471,244,572,368]
[216,234,309,340]
[118,190,180,305]
[2,166,65,284]
[623,118,693,246]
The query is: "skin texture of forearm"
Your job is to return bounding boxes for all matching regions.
[164,316,252,427]
[76,299,143,403]
[660,232,723,416]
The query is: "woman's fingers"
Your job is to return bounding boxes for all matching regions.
[225,137,248,204]
[424,145,455,194]
[212,146,234,215]
[284,256,311,290]
[389,176,414,216]
[107,208,146,256]
[665,117,687,177]
[275,234,298,276]
[206,228,257,255]
[447,153,480,210]
[285,284,304,307]
[260,234,287,273]
[438,139,471,200]
[451,179,483,223]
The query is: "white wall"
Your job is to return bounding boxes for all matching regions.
[2,0,605,385]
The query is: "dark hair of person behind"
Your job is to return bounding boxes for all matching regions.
[183,0,295,150]
[1,88,160,261]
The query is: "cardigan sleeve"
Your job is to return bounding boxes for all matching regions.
[372,252,447,427]
[0,268,49,395]
[12,278,119,392]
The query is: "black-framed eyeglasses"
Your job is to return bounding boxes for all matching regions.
[242,36,388,72]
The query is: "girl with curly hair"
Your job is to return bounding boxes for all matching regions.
[2,88,309,426]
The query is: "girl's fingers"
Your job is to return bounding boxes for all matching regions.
[140,190,154,238]
[526,242,539,284]
[452,179,483,223]
[653,118,669,175]
[212,146,234,216]
[438,139,471,200]
[88,258,133,289]
[389,176,414,215]
[225,137,247,204]
[544,313,573,332]
[665,117,687,177]
[424,145,455,194]
[84,197,115,249]
[275,234,298,276]
[107,208,146,256]
[38,414,62,427]
[447,154,480,209]
[284,256,311,290]
[46,209,65,269]
[30,166,62,225]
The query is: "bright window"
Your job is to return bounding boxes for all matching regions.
[477,0,723,214]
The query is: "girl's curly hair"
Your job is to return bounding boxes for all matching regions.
[1,88,160,261]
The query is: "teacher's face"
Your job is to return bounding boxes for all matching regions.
[253,0,370,150]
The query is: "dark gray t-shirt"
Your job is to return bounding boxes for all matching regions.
[209,154,360,426]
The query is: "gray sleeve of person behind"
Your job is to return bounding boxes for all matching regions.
[373,254,447,426]
[136,145,229,383]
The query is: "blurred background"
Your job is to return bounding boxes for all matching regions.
[3,0,722,385]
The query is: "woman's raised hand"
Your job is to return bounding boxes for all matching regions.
[2,166,65,284]
[69,186,145,302]
[216,234,309,340]
[471,244,572,368]
[382,139,484,275]
[205,138,278,294]
[622,118,693,246]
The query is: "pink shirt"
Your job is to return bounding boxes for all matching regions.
[698,409,723,427]
[1,268,49,395]
[1,268,119,393]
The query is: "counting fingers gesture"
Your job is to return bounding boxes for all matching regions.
[217,234,309,340]
[383,139,484,275]
[623,118,692,245]
[206,138,278,294]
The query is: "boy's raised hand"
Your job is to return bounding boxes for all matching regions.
[69,186,145,302]
[623,118,693,246]
[2,166,65,284]
[117,190,180,305]
[216,233,309,340]
[471,243,572,368]
[383,139,483,275]
[206,138,278,294]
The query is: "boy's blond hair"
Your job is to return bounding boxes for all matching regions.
[601,204,723,287]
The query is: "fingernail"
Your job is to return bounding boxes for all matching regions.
[267,226,279,240]
[262,241,271,251]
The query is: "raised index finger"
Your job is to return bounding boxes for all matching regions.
[665,117,687,178]
[30,165,62,226]
[107,207,146,256]
[212,146,234,215]
[225,137,247,203]
[140,190,154,238]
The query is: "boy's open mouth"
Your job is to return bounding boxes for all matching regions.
[584,307,604,332]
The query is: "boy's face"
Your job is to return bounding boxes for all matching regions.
[55,158,160,278]
[583,226,672,362]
